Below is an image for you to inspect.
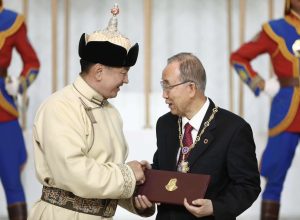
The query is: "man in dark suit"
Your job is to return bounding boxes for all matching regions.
[136,52,261,219]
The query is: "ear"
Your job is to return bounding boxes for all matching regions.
[94,64,103,81]
[189,82,197,97]
[96,71,102,80]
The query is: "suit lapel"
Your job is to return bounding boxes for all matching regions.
[187,99,218,169]
[165,115,181,171]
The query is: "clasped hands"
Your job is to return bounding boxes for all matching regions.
[126,160,150,185]
[126,160,213,217]
[126,160,153,212]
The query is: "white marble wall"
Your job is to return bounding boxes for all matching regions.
[3,0,282,131]
[1,0,300,219]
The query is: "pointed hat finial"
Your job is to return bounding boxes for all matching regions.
[86,3,131,52]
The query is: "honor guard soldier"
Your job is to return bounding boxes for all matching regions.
[231,0,300,219]
[0,1,40,219]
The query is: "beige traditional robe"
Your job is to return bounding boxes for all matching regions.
[28,76,151,220]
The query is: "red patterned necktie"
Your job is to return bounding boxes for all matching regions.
[178,122,193,165]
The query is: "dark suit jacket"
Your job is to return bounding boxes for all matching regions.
[152,99,261,220]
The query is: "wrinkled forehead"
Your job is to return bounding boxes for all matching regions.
[162,62,181,82]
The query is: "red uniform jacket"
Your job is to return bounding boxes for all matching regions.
[230,12,300,136]
[0,7,40,122]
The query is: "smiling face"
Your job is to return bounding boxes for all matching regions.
[98,66,130,99]
[161,61,193,117]
[84,63,130,99]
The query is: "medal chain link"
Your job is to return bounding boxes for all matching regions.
[178,106,218,159]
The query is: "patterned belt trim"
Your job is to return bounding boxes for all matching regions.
[278,77,299,87]
[41,186,118,217]
[0,68,7,78]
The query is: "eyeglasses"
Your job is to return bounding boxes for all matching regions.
[160,81,192,91]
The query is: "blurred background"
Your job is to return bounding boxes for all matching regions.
[0,0,299,219]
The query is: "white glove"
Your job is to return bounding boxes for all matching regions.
[263,77,280,98]
[5,76,19,96]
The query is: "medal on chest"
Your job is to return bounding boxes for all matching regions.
[177,146,190,172]
[178,160,190,173]
[177,106,218,173]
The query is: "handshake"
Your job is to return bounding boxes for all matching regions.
[126,160,151,185]
[126,160,154,212]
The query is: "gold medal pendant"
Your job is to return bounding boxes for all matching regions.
[180,160,189,173]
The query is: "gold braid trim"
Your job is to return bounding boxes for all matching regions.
[0,15,24,49]
[19,67,39,93]
[117,164,134,199]
[0,91,18,117]
[269,87,300,136]
[263,22,300,136]
[41,186,117,217]
[285,14,300,35]
[263,23,296,64]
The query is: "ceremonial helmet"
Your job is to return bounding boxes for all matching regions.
[78,4,139,67]
[285,0,291,15]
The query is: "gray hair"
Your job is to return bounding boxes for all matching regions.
[167,52,206,91]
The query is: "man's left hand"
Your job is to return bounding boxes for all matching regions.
[134,195,153,211]
[183,198,213,218]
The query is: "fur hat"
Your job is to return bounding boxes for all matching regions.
[78,4,139,67]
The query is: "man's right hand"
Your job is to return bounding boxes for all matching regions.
[127,160,145,185]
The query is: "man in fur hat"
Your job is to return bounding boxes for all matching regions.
[28,4,154,220]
